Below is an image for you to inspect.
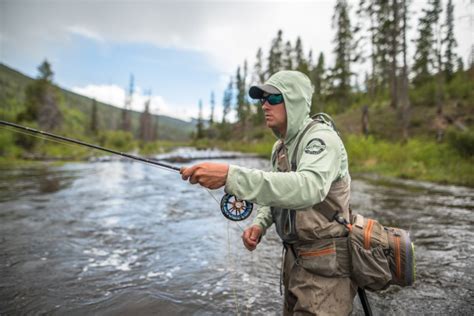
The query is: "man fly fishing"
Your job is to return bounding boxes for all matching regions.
[180,70,357,315]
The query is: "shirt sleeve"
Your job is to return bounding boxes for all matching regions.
[225,129,342,210]
[251,205,273,234]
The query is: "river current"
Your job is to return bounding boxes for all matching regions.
[0,152,473,315]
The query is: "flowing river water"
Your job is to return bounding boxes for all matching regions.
[0,150,473,315]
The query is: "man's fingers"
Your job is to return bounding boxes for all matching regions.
[242,227,258,251]
[181,165,199,181]
[243,238,256,251]
[249,226,262,241]
[180,167,190,180]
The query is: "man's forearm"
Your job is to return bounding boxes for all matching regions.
[252,206,273,235]
[225,165,332,209]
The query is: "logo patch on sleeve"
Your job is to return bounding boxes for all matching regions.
[304,138,326,155]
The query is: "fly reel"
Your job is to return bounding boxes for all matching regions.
[220,193,253,221]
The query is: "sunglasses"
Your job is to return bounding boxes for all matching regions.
[260,94,284,106]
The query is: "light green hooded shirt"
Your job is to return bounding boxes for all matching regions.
[224,71,349,233]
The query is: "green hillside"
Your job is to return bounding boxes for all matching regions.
[0,63,195,141]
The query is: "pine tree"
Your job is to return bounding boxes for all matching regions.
[243,60,250,119]
[376,0,392,91]
[196,99,204,139]
[38,60,53,82]
[90,98,99,135]
[356,0,378,97]
[283,40,294,70]
[252,48,266,124]
[253,48,266,84]
[399,0,411,140]
[388,0,403,109]
[210,91,215,125]
[152,115,159,141]
[431,0,444,114]
[443,0,457,81]
[267,30,284,76]
[456,57,464,73]
[357,0,396,96]
[412,0,442,87]
[222,78,233,124]
[331,0,354,110]
[235,65,247,125]
[311,52,326,114]
[139,98,153,142]
[295,37,309,75]
[121,74,133,131]
[20,60,62,131]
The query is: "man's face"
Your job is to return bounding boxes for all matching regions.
[261,93,287,135]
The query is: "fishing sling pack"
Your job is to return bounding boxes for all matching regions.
[347,213,416,290]
[290,113,416,291]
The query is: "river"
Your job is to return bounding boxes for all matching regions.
[0,151,473,315]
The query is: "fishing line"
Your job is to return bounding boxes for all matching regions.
[227,221,241,315]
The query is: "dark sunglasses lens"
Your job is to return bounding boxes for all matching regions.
[267,94,283,105]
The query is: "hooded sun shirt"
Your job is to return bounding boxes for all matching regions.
[224,70,349,233]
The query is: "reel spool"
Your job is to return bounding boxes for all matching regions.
[220,193,253,221]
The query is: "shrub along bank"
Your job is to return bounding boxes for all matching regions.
[195,133,473,187]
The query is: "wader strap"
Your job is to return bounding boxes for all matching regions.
[290,120,319,171]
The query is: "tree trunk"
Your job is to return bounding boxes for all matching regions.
[390,0,399,109]
[399,0,410,141]
[362,105,369,138]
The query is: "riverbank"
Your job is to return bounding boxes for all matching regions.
[193,135,474,187]
[1,135,472,187]
[343,135,473,187]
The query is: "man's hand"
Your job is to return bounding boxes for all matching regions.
[180,162,229,190]
[242,225,262,251]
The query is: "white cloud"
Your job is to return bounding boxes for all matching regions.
[3,0,470,75]
[66,25,103,42]
[72,84,125,108]
[2,0,472,121]
[71,84,198,121]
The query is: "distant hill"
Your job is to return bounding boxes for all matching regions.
[0,63,195,141]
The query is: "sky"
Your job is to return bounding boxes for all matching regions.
[0,0,472,122]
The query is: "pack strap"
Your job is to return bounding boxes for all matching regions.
[290,120,319,171]
[271,139,284,167]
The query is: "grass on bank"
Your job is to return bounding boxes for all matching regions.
[0,127,189,163]
[344,134,473,187]
[194,132,474,187]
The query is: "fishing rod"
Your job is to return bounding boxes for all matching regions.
[0,119,253,221]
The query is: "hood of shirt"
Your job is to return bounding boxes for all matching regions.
[264,70,313,144]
